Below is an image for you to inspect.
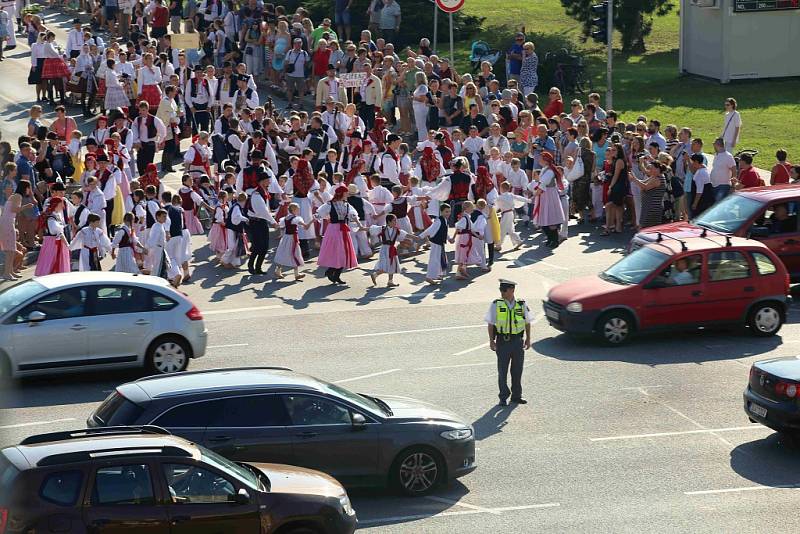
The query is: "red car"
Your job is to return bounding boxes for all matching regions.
[629,185,800,281]
[544,237,790,345]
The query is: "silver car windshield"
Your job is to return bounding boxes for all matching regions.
[694,195,762,234]
[0,280,47,317]
[602,247,670,285]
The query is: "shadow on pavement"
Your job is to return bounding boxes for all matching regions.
[533,329,782,366]
[729,433,800,487]
[472,402,518,441]
[0,368,144,409]
[349,481,470,528]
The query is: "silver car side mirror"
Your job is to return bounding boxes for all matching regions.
[352,413,367,430]
[28,311,46,324]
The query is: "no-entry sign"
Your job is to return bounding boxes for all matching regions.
[435,0,464,13]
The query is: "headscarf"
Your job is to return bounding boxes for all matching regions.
[437,128,454,152]
[346,158,364,185]
[333,185,348,201]
[369,117,386,152]
[473,166,494,200]
[540,152,563,191]
[419,147,441,183]
[293,159,315,196]
[45,196,63,215]
[139,162,161,191]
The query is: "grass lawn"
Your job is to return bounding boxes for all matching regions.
[448,0,800,163]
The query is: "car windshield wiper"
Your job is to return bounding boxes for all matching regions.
[238,462,270,492]
[363,394,393,416]
[602,272,633,285]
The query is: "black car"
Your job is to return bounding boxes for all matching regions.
[744,357,800,435]
[87,367,476,496]
[0,426,357,534]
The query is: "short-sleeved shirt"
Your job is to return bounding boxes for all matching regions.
[722,110,741,148]
[709,150,736,187]
[508,43,523,75]
[738,167,761,188]
[484,298,532,325]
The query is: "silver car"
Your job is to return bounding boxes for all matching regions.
[0,272,207,379]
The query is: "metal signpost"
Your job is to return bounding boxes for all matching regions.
[435,0,464,63]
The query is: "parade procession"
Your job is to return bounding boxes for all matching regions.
[0,0,800,531]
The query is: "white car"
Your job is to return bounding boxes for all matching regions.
[0,272,207,379]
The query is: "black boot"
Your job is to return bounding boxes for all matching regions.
[325,268,335,282]
[247,255,256,274]
[334,269,346,284]
[254,254,266,274]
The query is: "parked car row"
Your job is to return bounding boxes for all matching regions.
[1,367,477,534]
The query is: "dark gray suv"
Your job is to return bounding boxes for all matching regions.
[87,367,476,496]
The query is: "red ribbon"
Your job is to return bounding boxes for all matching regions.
[458,230,473,258]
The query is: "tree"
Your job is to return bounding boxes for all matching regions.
[560,0,675,54]
[292,0,484,52]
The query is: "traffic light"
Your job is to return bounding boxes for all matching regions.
[590,1,609,43]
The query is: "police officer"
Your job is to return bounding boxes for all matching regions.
[485,279,532,406]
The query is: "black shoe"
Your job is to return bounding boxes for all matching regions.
[498,399,509,406]
[4,45,16,51]
[510,398,528,404]
[253,269,266,275]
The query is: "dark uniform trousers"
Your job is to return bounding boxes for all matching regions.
[247,217,269,273]
[496,333,524,401]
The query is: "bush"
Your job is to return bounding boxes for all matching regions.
[289,0,484,50]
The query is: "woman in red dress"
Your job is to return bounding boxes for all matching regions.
[40,31,71,105]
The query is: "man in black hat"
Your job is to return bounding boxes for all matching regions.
[186,64,212,133]
[485,279,532,406]
[234,74,259,112]
[245,172,277,275]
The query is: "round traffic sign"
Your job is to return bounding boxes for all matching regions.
[436,0,464,13]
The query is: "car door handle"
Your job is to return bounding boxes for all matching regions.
[171,515,191,525]
[134,319,151,326]
[295,431,318,439]
[784,239,798,245]
[691,290,703,297]
[208,435,232,442]
[70,324,87,331]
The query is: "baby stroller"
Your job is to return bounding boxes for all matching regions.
[469,40,502,74]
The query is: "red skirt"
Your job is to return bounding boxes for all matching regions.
[138,84,162,109]
[41,58,71,80]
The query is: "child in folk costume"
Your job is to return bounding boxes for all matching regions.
[398,143,412,186]
[531,152,567,249]
[274,203,315,281]
[67,130,84,183]
[221,192,249,268]
[166,193,193,283]
[487,147,504,188]
[142,185,162,245]
[70,213,112,271]
[286,159,321,258]
[84,176,107,232]
[207,190,229,261]
[145,209,180,284]
[178,173,211,235]
[184,132,213,179]
[90,116,110,146]
[414,147,446,186]
[104,60,131,111]
[453,201,488,279]
[368,214,420,287]
[80,154,97,188]
[34,196,71,276]
[139,163,163,198]
[367,174,392,228]
[388,185,425,253]
[471,166,501,265]
[346,183,377,258]
[312,176,333,243]
[495,181,530,251]
[315,185,363,285]
[408,177,433,233]
[418,203,452,285]
[112,213,144,273]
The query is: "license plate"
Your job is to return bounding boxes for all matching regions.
[749,403,767,418]
[545,309,560,320]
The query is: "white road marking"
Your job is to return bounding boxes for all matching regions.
[618,385,668,391]
[0,418,77,429]
[635,387,735,449]
[334,369,401,384]
[590,425,766,442]
[203,305,281,316]
[685,484,800,496]
[345,324,485,338]
[452,342,490,356]
[424,496,501,515]
[417,362,495,371]
[357,501,560,526]
[207,343,250,349]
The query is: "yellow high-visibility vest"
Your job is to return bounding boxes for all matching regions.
[495,299,526,335]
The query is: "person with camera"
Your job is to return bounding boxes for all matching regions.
[284,37,309,110]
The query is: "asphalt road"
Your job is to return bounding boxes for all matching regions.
[2,9,800,533]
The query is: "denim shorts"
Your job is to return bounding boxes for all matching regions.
[335,9,351,25]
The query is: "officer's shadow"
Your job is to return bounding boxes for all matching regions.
[472,403,518,441]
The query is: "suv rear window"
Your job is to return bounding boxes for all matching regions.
[40,471,83,506]
[93,392,145,426]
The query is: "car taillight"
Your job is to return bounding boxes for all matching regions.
[186,305,203,321]
[0,507,8,534]
[775,381,799,398]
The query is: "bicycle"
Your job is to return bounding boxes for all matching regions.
[545,49,593,97]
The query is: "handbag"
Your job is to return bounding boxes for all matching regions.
[565,147,585,183]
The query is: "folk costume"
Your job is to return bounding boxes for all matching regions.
[70,225,112,271]
[34,198,71,276]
